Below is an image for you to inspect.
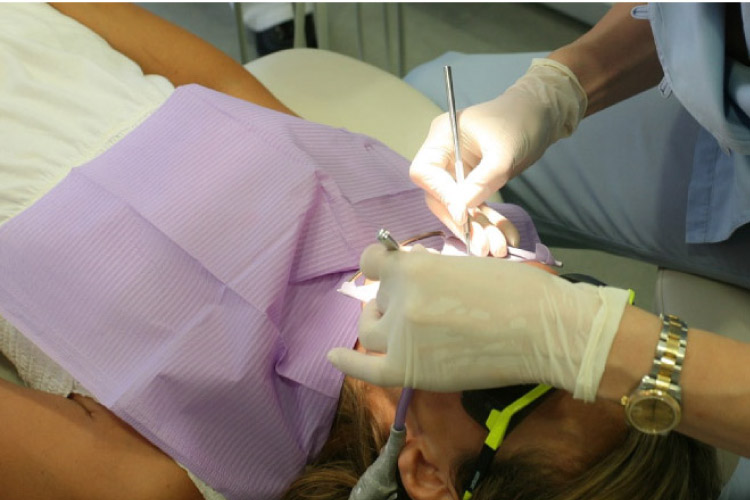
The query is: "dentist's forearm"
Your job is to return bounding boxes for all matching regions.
[548,3,663,116]
[599,305,750,457]
[49,3,296,115]
[676,329,750,457]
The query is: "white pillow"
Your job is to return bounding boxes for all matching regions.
[0,3,174,226]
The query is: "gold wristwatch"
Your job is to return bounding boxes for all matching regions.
[622,314,688,435]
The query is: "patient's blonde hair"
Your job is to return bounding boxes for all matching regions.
[280,377,389,499]
[454,429,721,500]
[282,379,720,500]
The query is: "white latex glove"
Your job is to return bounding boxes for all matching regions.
[327,244,629,402]
[410,58,587,254]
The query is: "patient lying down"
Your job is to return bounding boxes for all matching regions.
[0,4,719,500]
[0,84,720,500]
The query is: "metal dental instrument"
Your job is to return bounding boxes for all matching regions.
[348,229,413,500]
[377,228,401,251]
[444,65,472,256]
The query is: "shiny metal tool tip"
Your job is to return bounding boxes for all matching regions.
[377,228,401,251]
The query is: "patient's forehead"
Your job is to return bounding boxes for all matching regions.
[494,391,627,466]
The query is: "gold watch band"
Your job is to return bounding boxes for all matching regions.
[649,313,688,400]
[620,314,688,435]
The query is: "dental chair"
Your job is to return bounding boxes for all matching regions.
[244,48,435,161]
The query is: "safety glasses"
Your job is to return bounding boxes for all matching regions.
[460,384,554,500]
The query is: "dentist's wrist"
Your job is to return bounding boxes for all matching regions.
[596,305,661,402]
[527,58,588,136]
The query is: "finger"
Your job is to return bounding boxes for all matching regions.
[469,217,490,256]
[326,348,401,387]
[467,210,492,257]
[358,300,388,352]
[417,168,467,226]
[484,224,508,257]
[405,243,429,254]
[360,243,388,280]
[479,204,521,248]
[425,194,467,243]
[409,141,458,205]
[460,151,513,209]
[410,149,457,196]
[410,118,470,225]
[406,242,440,255]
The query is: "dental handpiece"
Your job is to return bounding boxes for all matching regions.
[377,228,400,251]
[444,65,472,256]
[374,229,413,429]
[347,229,412,500]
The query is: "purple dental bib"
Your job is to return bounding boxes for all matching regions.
[0,85,552,499]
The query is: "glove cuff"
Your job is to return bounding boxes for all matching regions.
[573,286,630,402]
[527,57,588,139]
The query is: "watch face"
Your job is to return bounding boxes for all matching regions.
[626,389,682,435]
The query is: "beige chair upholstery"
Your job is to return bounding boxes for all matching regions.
[655,269,750,343]
[245,48,441,161]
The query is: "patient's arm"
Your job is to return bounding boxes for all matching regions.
[49,2,296,116]
[0,378,203,500]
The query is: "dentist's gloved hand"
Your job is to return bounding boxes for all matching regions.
[327,244,629,402]
[410,58,587,255]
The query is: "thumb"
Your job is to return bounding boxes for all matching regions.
[409,138,460,209]
[327,348,402,387]
[459,151,513,209]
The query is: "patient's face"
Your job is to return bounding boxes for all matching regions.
[365,384,627,498]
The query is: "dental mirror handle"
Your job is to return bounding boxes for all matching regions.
[443,65,472,255]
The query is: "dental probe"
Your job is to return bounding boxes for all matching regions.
[444,65,472,256]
